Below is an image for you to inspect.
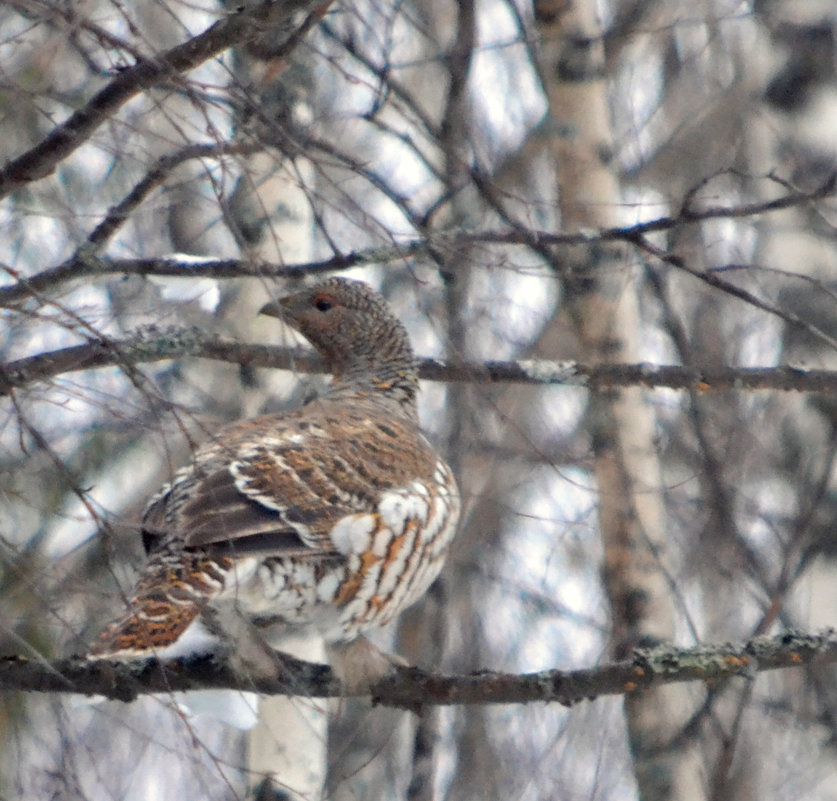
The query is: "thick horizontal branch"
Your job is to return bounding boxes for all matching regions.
[2,327,837,395]
[0,0,324,199]
[1,630,834,708]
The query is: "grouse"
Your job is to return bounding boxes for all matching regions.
[89,277,460,677]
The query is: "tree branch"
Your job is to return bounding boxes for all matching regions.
[0,175,837,306]
[0,247,429,309]
[83,142,263,253]
[0,0,327,199]
[2,172,833,307]
[1,629,834,708]
[2,327,837,395]
[628,232,837,353]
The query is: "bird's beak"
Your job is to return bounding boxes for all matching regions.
[259,299,285,319]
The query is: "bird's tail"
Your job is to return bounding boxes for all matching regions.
[88,552,231,659]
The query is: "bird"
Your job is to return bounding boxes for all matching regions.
[88,277,460,683]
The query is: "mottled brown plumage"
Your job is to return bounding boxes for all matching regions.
[89,278,459,663]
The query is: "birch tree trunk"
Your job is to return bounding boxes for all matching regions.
[220,12,328,798]
[535,1,703,798]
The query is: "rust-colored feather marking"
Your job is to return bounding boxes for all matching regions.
[91,553,231,657]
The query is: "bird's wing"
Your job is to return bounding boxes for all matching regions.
[142,453,355,558]
[143,407,434,559]
[143,467,330,558]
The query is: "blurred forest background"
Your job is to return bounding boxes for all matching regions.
[2,0,837,799]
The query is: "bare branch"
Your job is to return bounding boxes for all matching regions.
[5,0,148,63]
[1,630,834,707]
[3,328,837,395]
[0,246,429,309]
[630,233,837,353]
[0,0,329,199]
[468,177,837,250]
[3,174,832,307]
[84,142,263,253]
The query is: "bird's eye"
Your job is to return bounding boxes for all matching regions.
[313,295,333,312]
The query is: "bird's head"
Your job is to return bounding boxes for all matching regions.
[260,278,417,392]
